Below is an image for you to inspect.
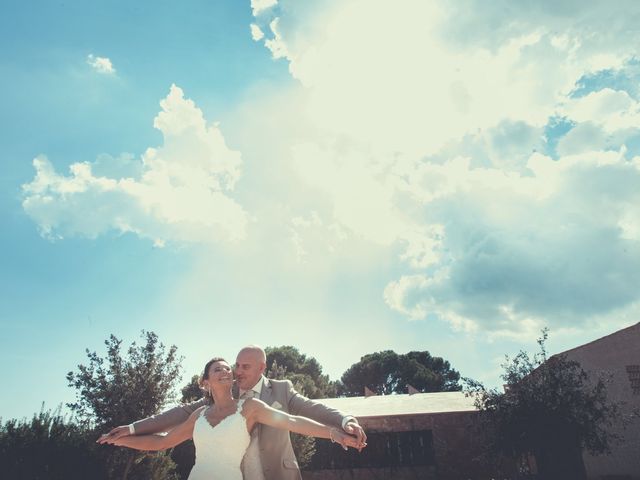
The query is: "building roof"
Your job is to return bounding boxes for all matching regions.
[319,391,477,418]
[552,321,640,358]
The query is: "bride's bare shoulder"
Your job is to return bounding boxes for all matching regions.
[188,405,207,421]
[240,397,266,414]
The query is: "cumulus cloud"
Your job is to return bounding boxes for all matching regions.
[290,143,412,246]
[86,54,115,74]
[288,211,348,264]
[264,18,289,59]
[22,85,249,245]
[552,87,640,156]
[250,23,265,41]
[251,0,278,17]
[246,0,640,335]
[384,150,640,335]
[253,0,640,156]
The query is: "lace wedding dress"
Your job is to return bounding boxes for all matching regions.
[189,399,263,480]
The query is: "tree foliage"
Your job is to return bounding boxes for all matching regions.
[465,329,625,479]
[0,406,106,479]
[265,345,340,399]
[340,350,462,396]
[180,375,203,403]
[66,331,183,480]
[66,331,183,429]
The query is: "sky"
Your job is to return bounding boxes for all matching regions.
[2,0,640,421]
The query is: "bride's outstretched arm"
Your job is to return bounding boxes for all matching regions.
[110,406,204,451]
[244,399,364,450]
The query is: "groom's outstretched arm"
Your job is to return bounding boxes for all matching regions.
[97,398,207,443]
[132,398,207,434]
[285,380,367,445]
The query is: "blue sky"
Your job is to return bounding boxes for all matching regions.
[2,0,640,421]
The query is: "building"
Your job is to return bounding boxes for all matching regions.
[301,323,639,479]
[554,322,640,479]
[302,391,503,480]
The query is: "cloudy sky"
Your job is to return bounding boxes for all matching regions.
[2,0,640,420]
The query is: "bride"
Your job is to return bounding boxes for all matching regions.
[109,357,364,479]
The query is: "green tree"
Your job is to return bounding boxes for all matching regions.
[180,375,203,403]
[0,406,106,480]
[465,329,626,480]
[340,350,461,396]
[265,345,339,398]
[66,331,183,480]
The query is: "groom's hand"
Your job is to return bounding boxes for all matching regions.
[344,420,367,451]
[96,425,131,444]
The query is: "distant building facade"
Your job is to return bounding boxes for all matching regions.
[301,323,639,479]
[301,392,505,480]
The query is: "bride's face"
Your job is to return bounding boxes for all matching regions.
[204,361,234,390]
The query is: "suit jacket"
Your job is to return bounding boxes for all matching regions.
[132,377,350,480]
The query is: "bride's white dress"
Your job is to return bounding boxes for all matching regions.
[189,399,263,480]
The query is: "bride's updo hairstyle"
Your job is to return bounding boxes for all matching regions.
[199,357,228,398]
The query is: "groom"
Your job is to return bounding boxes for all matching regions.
[99,345,366,480]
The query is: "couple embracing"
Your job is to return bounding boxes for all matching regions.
[98,345,367,479]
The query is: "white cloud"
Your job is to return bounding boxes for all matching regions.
[251,0,278,17]
[290,142,416,246]
[383,150,640,333]
[253,0,638,156]
[383,274,431,321]
[556,88,640,155]
[288,211,348,264]
[562,88,640,136]
[242,0,640,336]
[86,54,115,74]
[22,84,249,245]
[555,122,606,156]
[250,24,264,41]
[264,18,289,60]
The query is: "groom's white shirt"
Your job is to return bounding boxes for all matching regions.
[240,376,264,399]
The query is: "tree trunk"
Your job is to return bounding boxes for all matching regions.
[536,441,586,480]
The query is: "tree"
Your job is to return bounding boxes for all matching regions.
[66,331,183,480]
[465,329,625,480]
[265,345,340,399]
[180,375,203,403]
[340,350,462,396]
[0,406,107,480]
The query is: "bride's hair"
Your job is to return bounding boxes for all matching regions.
[199,357,228,399]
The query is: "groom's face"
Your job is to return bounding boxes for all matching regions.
[234,349,266,391]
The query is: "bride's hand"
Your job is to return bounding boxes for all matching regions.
[110,436,128,447]
[330,428,367,451]
[96,425,131,444]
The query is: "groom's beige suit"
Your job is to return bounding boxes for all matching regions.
[132,376,351,480]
